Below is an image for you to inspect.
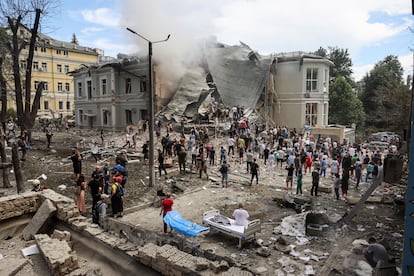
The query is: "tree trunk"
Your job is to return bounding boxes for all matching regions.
[0,139,11,188]
[11,142,24,193]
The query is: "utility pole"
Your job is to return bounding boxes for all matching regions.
[126,28,170,187]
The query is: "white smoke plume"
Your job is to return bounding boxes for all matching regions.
[119,0,215,93]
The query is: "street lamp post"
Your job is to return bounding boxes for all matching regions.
[126,27,170,187]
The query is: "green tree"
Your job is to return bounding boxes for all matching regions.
[0,0,58,131]
[314,46,353,83]
[360,55,409,132]
[329,76,365,127]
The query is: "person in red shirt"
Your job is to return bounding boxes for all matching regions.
[160,193,174,234]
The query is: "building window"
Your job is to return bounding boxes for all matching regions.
[125,78,132,94]
[87,80,92,99]
[41,47,46,53]
[41,62,47,72]
[101,79,107,95]
[34,81,39,90]
[20,60,27,69]
[66,101,71,110]
[57,64,62,73]
[305,103,318,126]
[77,82,82,97]
[44,101,49,110]
[44,82,48,91]
[140,79,146,92]
[56,49,61,55]
[65,82,70,92]
[79,110,83,124]
[64,65,69,73]
[306,68,318,92]
[58,82,63,92]
[125,110,132,125]
[103,110,109,125]
[33,61,39,70]
[58,101,63,110]
[63,50,68,56]
[140,109,148,121]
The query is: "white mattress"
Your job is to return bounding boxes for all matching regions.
[203,215,246,235]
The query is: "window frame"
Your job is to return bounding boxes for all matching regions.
[306,68,318,92]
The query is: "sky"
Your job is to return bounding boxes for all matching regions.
[41,0,414,82]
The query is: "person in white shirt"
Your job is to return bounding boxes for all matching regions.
[232,203,249,226]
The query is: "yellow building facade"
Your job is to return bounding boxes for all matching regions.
[9,32,101,120]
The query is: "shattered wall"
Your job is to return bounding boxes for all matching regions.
[159,43,272,121]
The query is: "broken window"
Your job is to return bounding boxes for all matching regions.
[77,82,82,97]
[140,79,146,92]
[305,103,318,126]
[101,79,107,95]
[103,109,109,125]
[87,80,92,99]
[306,68,318,92]
[125,109,132,125]
[126,78,132,94]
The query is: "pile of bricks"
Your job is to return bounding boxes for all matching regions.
[0,192,39,220]
[34,231,79,275]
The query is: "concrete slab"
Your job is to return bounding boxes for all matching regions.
[0,257,28,275]
[22,199,57,241]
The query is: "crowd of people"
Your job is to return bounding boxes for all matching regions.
[72,149,129,224]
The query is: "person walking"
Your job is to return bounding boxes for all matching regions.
[296,169,303,195]
[311,167,320,196]
[46,127,53,148]
[70,148,82,180]
[178,147,187,174]
[333,173,341,200]
[250,158,259,185]
[157,148,168,177]
[341,170,349,197]
[220,160,230,188]
[285,163,295,190]
[76,175,87,215]
[160,193,174,234]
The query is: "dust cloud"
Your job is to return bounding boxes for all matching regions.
[119,0,216,94]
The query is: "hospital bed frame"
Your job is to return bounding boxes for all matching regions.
[202,209,261,248]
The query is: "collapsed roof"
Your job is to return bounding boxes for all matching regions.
[159,42,273,122]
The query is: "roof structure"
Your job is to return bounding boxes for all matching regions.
[159,42,273,121]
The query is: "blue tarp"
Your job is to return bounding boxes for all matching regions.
[163,210,209,238]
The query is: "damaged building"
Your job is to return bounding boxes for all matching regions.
[72,42,333,131]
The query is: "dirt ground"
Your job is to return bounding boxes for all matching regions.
[0,127,406,275]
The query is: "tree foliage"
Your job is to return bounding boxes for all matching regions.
[329,76,365,127]
[71,33,78,45]
[314,46,353,83]
[0,0,58,131]
[360,55,410,133]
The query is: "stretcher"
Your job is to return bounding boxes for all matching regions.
[163,210,209,238]
[202,209,261,248]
